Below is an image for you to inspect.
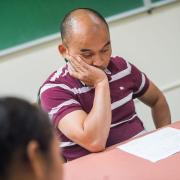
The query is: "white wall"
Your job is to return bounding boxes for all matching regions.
[0,2,180,130]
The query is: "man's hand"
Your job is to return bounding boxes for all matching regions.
[66,55,107,87]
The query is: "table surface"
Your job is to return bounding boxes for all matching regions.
[63,121,180,180]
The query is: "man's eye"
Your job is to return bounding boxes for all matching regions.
[82,54,92,58]
[101,49,109,53]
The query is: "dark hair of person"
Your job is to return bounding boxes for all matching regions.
[0,97,54,179]
[60,8,109,42]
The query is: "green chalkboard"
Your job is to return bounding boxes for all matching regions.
[0,0,144,51]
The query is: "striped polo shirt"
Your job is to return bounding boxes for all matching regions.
[39,56,150,161]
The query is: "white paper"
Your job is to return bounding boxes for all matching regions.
[117,127,180,162]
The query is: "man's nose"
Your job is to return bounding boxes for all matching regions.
[92,55,103,67]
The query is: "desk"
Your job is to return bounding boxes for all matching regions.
[63,121,180,180]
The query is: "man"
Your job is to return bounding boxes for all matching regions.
[39,8,171,161]
[0,97,63,180]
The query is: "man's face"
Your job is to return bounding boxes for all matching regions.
[63,24,112,70]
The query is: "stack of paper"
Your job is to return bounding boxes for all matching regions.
[118,127,180,162]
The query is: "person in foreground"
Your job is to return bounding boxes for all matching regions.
[39,8,171,161]
[0,97,63,180]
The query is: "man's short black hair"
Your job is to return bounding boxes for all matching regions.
[60,8,109,42]
[0,97,53,179]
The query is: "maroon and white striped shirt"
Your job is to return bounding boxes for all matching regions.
[39,56,149,161]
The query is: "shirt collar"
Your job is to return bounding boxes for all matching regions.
[104,68,111,75]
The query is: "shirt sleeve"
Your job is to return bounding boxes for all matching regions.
[130,63,150,99]
[40,85,82,128]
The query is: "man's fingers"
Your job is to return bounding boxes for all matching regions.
[69,55,87,72]
[69,68,81,79]
[65,55,79,72]
[67,62,76,72]
[76,56,89,70]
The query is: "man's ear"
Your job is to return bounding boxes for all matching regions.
[27,141,46,179]
[58,44,67,58]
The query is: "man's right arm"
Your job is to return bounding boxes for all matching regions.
[58,56,112,152]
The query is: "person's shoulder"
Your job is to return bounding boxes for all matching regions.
[38,65,77,102]
[39,64,81,96]
[42,64,74,85]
